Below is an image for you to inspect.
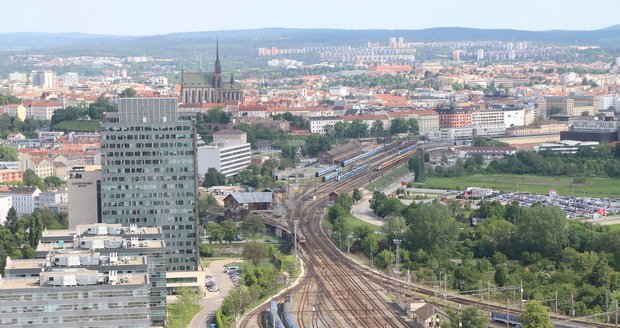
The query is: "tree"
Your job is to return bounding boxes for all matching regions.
[389,118,410,135]
[405,204,460,255]
[547,106,563,117]
[243,242,269,265]
[382,215,407,241]
[206,221,224,243]
[119,87,136,98]
[0,146,18,161]
[458,307,488,328]
[22,169,45,191]
[521,300,553,328]
[87,97,117,120]
[50,106,85,126]
[205,107,231,124]
[407,118,419,134]
[240,215,265,241]
[370,120,385,138]
[44,176,64,188]
[408,151,426,182]
[203,168,226,188]
[515,206,568,258]
[304,134,331,156]
[352,188,363,203]
[4,207,18,234]
[375,249,395,270]
[221,220,238,243]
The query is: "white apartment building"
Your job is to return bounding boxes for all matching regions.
[197,142,252,177]
[28,101,62,120]
[0,187,41,217]
[472,109,505,126]
[309,116,342,134]
[0,195,12,225]
[503,108,525,128]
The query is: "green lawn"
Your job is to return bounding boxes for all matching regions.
[54,120,100,132]
[365,165,409,191]
[343,214,381,233]
[167,303,200,328]
[419,174,620,197]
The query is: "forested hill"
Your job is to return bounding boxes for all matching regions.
[1,25,620,56]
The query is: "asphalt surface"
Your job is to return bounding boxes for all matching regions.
[188,259,241,328]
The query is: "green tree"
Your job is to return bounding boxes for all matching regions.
[370,120,385,138]
[203,168,226,188]
[119,87,136,98]
[405,204,459,255]
[459,306,488,328]
[0,146,18,161]
[389,118,410,135]
[243,242,269,265]
[4,207,18,234]
[240,215,265,241]
[352,188,363,203]
[87,97,117,120]
[375,249,395,270]
[44,176,64,188]
[221,220,238,243]
[521,300,553,328]
[22,169,45,191]
[515,206,568,258]
[382,215,407,241]
[547,106,563,116]
[304,134,332,156]
[206,221,224,243]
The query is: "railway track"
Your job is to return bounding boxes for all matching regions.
[238,143,615,328]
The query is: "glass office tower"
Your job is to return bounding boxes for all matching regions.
[100,98,199,271]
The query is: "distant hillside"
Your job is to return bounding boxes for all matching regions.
[1,26,619,56]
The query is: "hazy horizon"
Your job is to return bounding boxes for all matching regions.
[5,0,620,36]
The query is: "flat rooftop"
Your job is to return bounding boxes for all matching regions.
[0,272,148,289]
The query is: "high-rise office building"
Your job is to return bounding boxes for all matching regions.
[100,98,199,271]
[68,165,102,229]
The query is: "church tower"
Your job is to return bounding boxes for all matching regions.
[214,40,223,103]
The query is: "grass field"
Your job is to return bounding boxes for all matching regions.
[54,120,100,132]
[167,303,200,328]
[365,165,409,191]
[343,214,381,233]
[418,174,620,197]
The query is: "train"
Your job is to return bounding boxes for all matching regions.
[269,300,286,328]
[282,295,299,328]
[322,171,339,182]
[491,312,521,327]
[337,164,368,181]
[375,145,420,171]
[341,146,384,167]
[315,165,338,177]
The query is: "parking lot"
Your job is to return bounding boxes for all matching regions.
[188,259,243,328]
[489,192,620,219]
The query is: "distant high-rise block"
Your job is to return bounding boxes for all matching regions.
[100,98,199,271]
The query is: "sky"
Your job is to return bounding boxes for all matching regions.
[4,0,619,35]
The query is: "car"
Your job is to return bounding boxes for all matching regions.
[264,239,272,243]
[208,286,220,292]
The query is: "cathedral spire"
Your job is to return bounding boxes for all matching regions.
[215,40,222,74]
[230,71,234,84]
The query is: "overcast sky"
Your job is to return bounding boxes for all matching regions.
[5,0,619,35]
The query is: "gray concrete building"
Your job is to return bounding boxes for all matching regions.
[0,270,151,328]
[100,98,199,272]
[29,223,167,326]
[68,165,102,229]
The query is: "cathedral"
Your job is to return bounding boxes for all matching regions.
[181,42,243,104]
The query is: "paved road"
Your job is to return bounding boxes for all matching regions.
[188,259,242,328]
[585,215,620,225]
[351,173,417,227]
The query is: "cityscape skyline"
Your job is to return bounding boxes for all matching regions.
[3,0,620,36]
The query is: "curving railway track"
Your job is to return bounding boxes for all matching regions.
[238,143,615,328]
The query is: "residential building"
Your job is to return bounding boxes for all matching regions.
[309,116,342,134]
[0,187,41,216]
[542,96,599,117]
[535,140,599,154]
[68,166,102,229]
[0,169,23,183]
[506,120,569,136]
[436,106,473,128]
[100,97,199,271]
[3,104,27,121]
[35,191,68,213]
[28,101,62,120]
[440,127,474,144]
[0,195,12,225]
[458,146,517,159]
[0,161,20,170]
[19,154,54,178]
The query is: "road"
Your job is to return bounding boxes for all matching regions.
[351,173,416,227]
[188,259,241,328]
[585,214,620,225]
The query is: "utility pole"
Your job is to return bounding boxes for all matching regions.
[607,291,610,324]
[571,294,575,317]
[393,239,402,275]
[520,281,524,310]
[615,300,618,328]
[294,220,298,272]
[506,298,510,328]
[554,291,558,314]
